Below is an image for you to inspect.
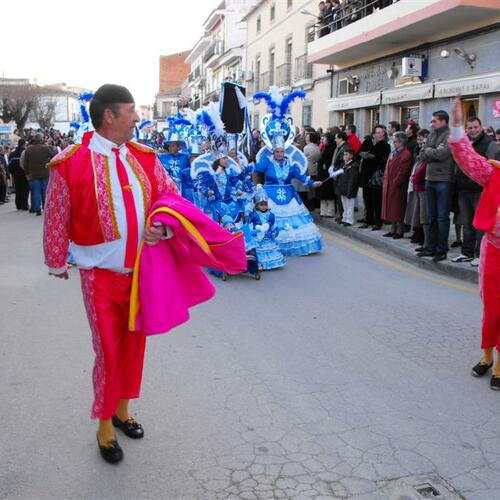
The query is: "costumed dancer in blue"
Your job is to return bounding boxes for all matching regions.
[252,86,323,256]
[157,118,195,203]
[228,133,254,214]
[190,103,245,222]
[250,185,286,270]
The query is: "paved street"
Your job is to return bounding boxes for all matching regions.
[1,201,500,500]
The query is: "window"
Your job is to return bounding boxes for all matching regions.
[302,104,312,127]
[270,4,275,22]
[400,104,419,128]
[462,98,479,126]
[269,48,275,85]
[342,111,354,126]
[256,16,261,33]
[338,78,358,96]
[253,112,260,129]
[370,108,380,129]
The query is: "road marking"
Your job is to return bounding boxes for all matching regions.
[321,231,479,295]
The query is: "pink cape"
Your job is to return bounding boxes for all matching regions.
[129,193,247,335]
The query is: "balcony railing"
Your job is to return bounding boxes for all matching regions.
[294,55,313,82]
[311,0,400,40]
[259,71,272,90]
[203,40,224,63]
[276,63,292,87]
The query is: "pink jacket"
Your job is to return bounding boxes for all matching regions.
[129,193,247,335]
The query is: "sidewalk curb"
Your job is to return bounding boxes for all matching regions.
[313,214,479,285]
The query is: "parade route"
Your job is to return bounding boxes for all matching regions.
[2,201,500,500]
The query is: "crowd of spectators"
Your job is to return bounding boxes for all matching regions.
[0,127,71,214]
[317,0,398,38]
[276,113,499,266]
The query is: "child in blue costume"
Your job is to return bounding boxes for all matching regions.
[249,186,286,270]
[158,139,194,203]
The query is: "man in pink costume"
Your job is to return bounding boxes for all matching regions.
[449,96,500,389]
[43,84,178,464]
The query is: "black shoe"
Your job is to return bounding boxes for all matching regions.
[371,225,382,231]
[432,253,447,263]
[417,250,435,257]
[471,361,493,377]
[392,234,403,240]
[450,240,462,248]
[491,375,500,391]
[342,222,352,227]
[97,435,123,464]
[414,246,425,252]
[36,210,42,216]
[357,219,366,224]
[383,232,395,237]
[112,415,144,439]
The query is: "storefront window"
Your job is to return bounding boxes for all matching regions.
[370,108,380,130]
[400,104,419,127]
[342,111,354,126]
[462,98,479,124]
[302,105,312,127]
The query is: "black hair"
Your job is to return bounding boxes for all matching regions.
[343,147,354,156]
[346,124,356,134]
[388,121,401,132]
[467,116,482,126]
[406,123,419,136]
[89,101,121,129]
[336,131,348,142]
[417,128,430,138]
[432,110,449,124]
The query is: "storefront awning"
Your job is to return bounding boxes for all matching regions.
[328,92,381,111]
[434,72,500,98]
[381,83,434,105]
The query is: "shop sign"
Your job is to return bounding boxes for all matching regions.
[0,124,12,135]
[493,100,500,119]
[434,72,500,98]
[381,83,433,104]
[328,92,381,111]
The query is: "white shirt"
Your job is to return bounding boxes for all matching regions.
[69,132,145,273]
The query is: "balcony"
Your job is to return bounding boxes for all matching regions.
[294,55,313,88]
[308,0,500,68]
[276,63,292,89]
[203,40,225,67]
[188,66,206,86]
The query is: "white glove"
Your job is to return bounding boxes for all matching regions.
[260,223,269,233]
[329,168,344,178]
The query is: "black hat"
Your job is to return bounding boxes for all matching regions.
[92,84,134,104]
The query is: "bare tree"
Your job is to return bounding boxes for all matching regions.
[33,97,57,129]
[0,83,39,130]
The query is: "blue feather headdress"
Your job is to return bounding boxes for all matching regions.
[252,85,306,119]
[78,91,94,124]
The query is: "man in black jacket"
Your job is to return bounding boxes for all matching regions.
[8,139,29,211]
[452,117,498,265]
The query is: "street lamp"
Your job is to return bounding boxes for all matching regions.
[300,9,317,18]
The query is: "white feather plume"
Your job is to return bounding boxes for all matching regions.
[269,85,283,106]
[205,102,226,138]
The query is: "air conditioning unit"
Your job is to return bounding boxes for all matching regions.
[402,56,422,77]
[245,71,254,81]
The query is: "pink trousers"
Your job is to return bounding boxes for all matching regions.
[480,239,500,351]
[80,268,146,419]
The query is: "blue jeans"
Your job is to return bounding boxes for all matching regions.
[30,178,49,212]
[425,180,453,255]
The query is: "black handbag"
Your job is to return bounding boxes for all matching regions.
[368,169,383,190]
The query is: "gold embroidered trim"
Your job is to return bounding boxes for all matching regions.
[90,151,121,241]
[47,144,81,168]
[488,159,500,169]
[127,141,155,154]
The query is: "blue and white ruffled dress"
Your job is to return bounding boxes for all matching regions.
[249,210,286,270]
[254,157,323,256]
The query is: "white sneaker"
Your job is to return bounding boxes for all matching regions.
[470,258,480,267]
[451,254,473,263]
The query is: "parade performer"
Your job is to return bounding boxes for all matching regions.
[191,103,245,220]
[228,133,254,213]
[158,120,194,203]
[252,87,323,256]
[249,185,286,270]
[448,96,500,389]
[69,91,94,144]
[43,84,180,464]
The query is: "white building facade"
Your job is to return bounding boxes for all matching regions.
[185,0,257,109]
[242,0,332,131]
